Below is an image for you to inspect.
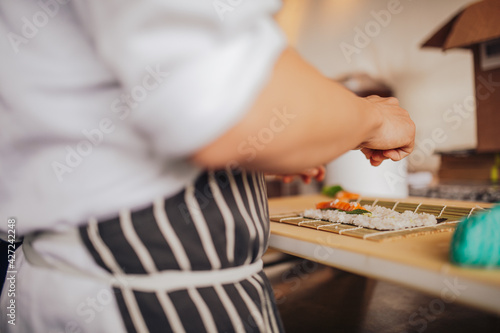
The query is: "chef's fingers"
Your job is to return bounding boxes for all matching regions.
[360,147,374,160]
[383,148,411,161]
[274,165,325,184]
[300,175,312,184]
[365,96,399,106]
[370,150,389,167]
[301,168,319,177]
[314,166,326,182]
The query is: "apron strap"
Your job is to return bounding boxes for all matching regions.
[22,230,263,292]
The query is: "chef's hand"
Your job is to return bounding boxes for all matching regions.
[359,96,415,167]
[272,166,325,184]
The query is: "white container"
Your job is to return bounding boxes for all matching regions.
[325,150,408,198]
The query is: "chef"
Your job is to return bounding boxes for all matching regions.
[0,0,414,332]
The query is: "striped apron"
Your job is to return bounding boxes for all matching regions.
[22,169,284,333]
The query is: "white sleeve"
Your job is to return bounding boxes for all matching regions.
[73,0,286,158]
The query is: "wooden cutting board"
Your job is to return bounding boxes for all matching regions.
[268,194,500,300]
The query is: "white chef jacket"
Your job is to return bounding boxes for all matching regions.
[0,1,286,332]
[0,0,286,236]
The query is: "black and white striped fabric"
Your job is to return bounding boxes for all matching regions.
[78,169,284,333]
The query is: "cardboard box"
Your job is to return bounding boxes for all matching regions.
[422,0,500,152]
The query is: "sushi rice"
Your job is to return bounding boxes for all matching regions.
[303,205,437,231]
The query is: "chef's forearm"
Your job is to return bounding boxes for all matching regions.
[191,47,383,173]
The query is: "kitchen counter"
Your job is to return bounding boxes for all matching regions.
[268,194,500,315]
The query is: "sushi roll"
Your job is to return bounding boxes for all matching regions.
[304,201,437,231]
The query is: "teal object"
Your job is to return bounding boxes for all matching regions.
[450,205,500,268]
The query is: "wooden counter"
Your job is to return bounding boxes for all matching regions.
[268,194,500,315]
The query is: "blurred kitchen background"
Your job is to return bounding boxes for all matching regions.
[267,0,500,203]
[264,3,500,333]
